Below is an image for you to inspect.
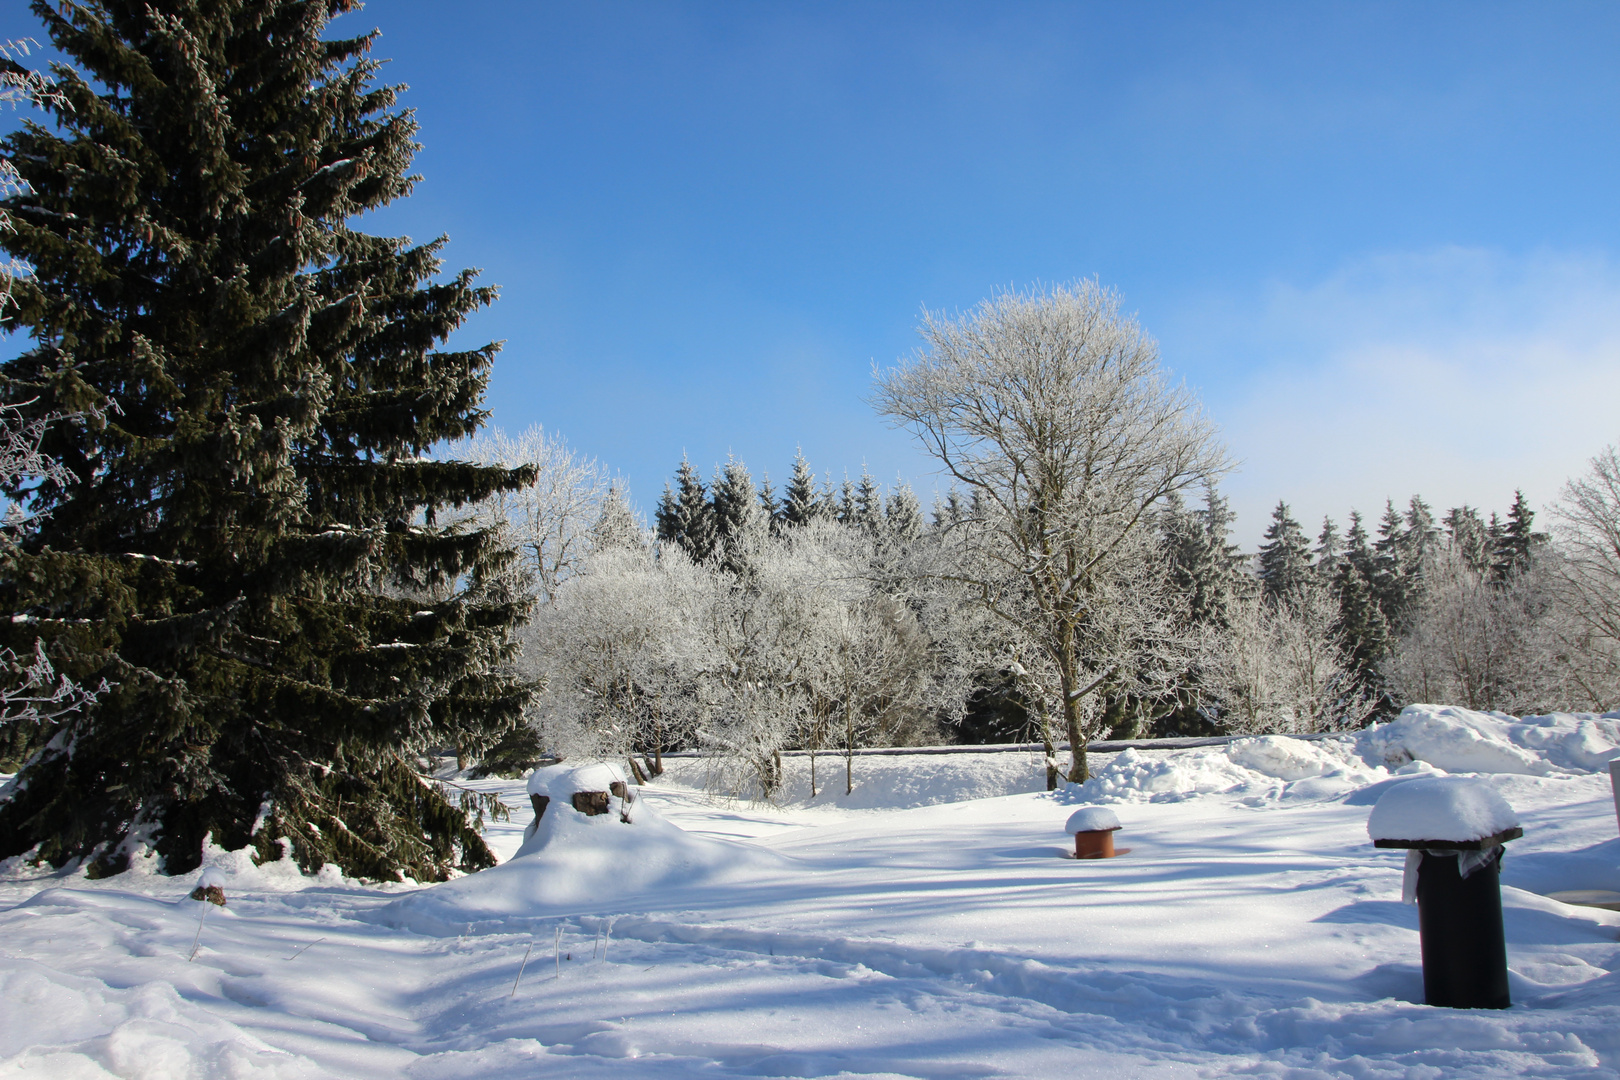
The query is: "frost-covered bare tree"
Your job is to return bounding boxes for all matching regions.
[1204,582,1370,734]
[453,424,617,602]
[1550,445,1620,707]
[1382,533,1610,715]
[0,38,62,317]
[874,281,1226,781]
[525,543,712,772]
[0,36,104,758]
[816,588,937,795]
[0,398,109,768]
[693,525,850,798]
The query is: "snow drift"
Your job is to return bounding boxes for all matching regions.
[382,774,784,935]
[1360,704,1620,776]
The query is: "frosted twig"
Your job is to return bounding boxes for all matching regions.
[284,937,325,961]
[187,901,207,961]
[554,924,562,980]
[511,940,533,998]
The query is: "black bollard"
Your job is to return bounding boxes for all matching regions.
[1414,848,1510,1010]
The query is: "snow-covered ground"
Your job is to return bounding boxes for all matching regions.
[3,705,1620,1078]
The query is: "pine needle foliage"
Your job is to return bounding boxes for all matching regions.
[0,0,535,881]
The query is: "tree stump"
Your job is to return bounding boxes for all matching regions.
[572,790,611,816]
[529,793,551,822]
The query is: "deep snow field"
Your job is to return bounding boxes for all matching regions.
[3,705,1620,1079]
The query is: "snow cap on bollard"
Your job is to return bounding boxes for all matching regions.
[1066,806,1122,859]
[1367,776,1521,849]
[1065,806,1121,835]
[190,866,228,906]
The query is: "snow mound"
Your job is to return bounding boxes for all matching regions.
[1367,776,1521,845]
[1514,711,1620,771]
[1061,747,1260,803]
[380,793,784,934]
[0,968,326,1079]
[1065,806,1120,833]
[1227,735,1346,780]
[1360,705,1620,775]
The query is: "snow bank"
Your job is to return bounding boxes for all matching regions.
[1360,704,1620,775]
[1514,711,1620,771]
[1367,776,1522,845]
[381,791,784,934]
[1080,747,1255,800]
[1045,734,1403,808]
[1227,734,1347,780]
[1064,806,1120,833]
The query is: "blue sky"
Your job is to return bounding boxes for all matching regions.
[10,1,1620,545]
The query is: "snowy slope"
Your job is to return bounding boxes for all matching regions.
[2,707,1619,1078]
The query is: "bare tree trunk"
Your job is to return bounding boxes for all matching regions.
[1040,715,1058,791]
[845,704,856,796]
[1058,640,1090,784]
[808,699,823,798]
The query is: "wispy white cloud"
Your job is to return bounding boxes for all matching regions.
[1181,248,1620,547]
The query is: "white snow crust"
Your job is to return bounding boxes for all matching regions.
[4,703,1620,1079]
[1367,775,1523,844]
[1064,806,1121,833]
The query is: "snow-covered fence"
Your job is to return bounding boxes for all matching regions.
[655,732,1344,760]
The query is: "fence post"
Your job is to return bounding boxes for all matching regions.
[1610,760,1620,836]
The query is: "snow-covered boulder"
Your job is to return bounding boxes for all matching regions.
[1367,776,1521,847]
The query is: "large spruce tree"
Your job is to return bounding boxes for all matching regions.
[0,0,534,880]
[1256,500,1311,607]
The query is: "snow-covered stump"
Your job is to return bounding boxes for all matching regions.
[1368,777,1522,1010]
[1066,807,1122,860]
[524,761,638,838]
